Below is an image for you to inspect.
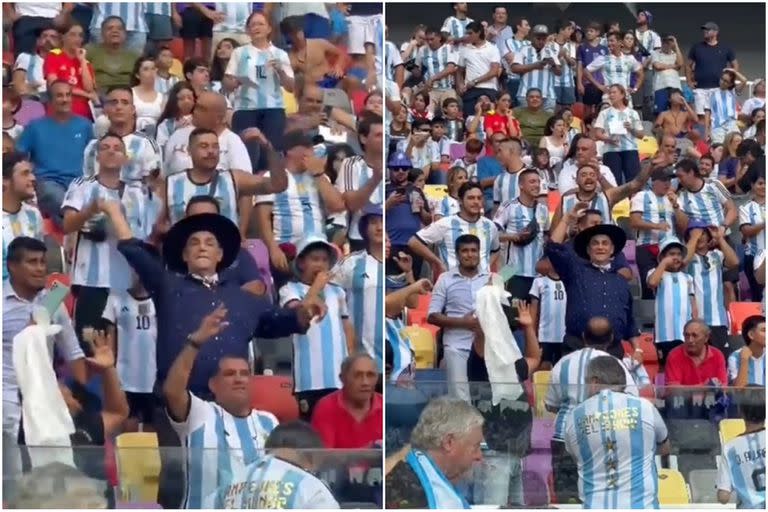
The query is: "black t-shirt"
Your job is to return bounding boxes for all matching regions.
[687,42,736,89]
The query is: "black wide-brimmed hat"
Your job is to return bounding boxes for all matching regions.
[573,224,627,260]
[163,213,241,274]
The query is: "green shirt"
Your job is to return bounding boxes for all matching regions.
[513,106,551,147]
[86,44,139,93]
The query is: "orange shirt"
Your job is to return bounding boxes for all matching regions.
[43,49,95,119]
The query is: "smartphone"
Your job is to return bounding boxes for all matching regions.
[41,281,70,318]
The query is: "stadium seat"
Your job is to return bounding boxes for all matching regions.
[250,375,299,422]
[687,469,721,504]
[547,191,560,214]
[612,199,630,219]
[657,468,690,505]
[530,418,555,451]
[115,433,162,502]
[726,334,745,354]
[244,239,274,297]
[637,136,659,159]
[617,218,635,241]
[415,293,431,313]
[407,308,427,326]
[402,325,436,369]
[423,185,448,203]
[449,142,465,160]
[639,332,658,363]
[728,302,762,334]
[622,239,636,264]
[633,300,656,330]
[719,419,745,446]
[532,371,553,419]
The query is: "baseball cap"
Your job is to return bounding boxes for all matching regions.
[701,22,719,31]
[638,10,653,24]
[532,24,549,36]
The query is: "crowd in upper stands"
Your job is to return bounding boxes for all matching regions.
[382,3,766,509]
[2,2,384,509]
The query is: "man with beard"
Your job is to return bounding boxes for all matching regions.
[2,152,44,281]
[12,24,59,98]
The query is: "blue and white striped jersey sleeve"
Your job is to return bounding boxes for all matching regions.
[278,283,302,307]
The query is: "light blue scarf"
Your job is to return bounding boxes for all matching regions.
[405,449,470,509]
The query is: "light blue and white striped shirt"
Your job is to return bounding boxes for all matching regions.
[170,394,278,510]
[335,155,383,241]
[739,200,765,257]
[166,170,239,226]
[562,191,614,224]
[203,454,339,509]
[679,180,730,228]
[385,40,403,81]
[2,203,44,281]
[493,198,551,275]
[155,75,179,96]
[83,131,162,182]
[492,169,521,205]
[418,44,457,89]
[279,282,348,392]
[213,2,255,33]
[415,214,500,272]
[649,270,695,343]
[101,291,157,393]
[630,191,674,245]
[334,251,384,368]
[90,2,148,33]
[586,53,641,91]
[13,53,46,95]
[716,430,766,509]
[62,178,159,290]
[529,276,567,344]
[595,106,642,153]
[709,89,739,129]
[514,43,561,100]
[687,250,729,327]
[564,389,667,509]
[552,41,576,88]
[546,348,639,441]
[502,37,531,78]
[143,2,172,17]
[225,44,293,111]
[386,317,414,383]
[254,171,327,245]
[727,349,766,386]
[441,16,473,40]
[435,195,460,219]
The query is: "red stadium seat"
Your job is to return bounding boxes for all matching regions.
[42,216,64,245]
[407,308,427,326]
[168,38,185,61]
[249,375,299,422]
[547,191,560,214]
[638,332,658,363]
[415,293,431,312]
[728,302,762,334]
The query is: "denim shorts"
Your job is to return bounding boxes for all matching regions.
[554,85,576,106]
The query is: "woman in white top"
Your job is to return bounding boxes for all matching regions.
[740,79,765,121]
[210,37,240,102]
[130,56,165,138]
[539,115,569,161]
[593,84,644,185]
[155,81,196,153]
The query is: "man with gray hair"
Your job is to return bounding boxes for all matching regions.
[385,396,483,509]
[564,356,670,508]
[665,318,727,387]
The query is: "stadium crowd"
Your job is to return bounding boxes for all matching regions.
[2,2,385,509]
[383,3,766,510]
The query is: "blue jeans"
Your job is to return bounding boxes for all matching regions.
[90,30,147,54]
[35,179,68,228]
[231,109,287,152]
[602,150,641,185]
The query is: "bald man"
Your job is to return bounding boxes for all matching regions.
[557,137,618,195]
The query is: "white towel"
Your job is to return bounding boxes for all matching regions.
[12,313,75,468]
[475,275,525,404]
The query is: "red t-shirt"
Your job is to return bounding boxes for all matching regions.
[42,49,94,119]
[310,390,382,449]
[665,345,727,387]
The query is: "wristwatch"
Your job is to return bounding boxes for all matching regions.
[186,334,203,350]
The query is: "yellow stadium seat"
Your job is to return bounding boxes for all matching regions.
[402,325,436,369]
[612,199,631,220]
[423,185,448,202]
[282,88,298,115]
[532,371,553,419]
[637,136,659,159]
[115,432,162,502]
[719,419,746,446]
[658,468,690,505]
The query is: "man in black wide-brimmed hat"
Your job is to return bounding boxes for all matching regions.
[545,202,643,362]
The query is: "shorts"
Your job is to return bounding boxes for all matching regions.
[582,84,604,106]
[179,7,213,40]
[693,87,718,116]
[540,342,563,365]
[554,85,576,106]
[347,14,378,55]
[126,392,157,424]
[146,13,174,41]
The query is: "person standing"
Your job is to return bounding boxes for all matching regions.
[511,24,561,113]
[633,10,661,119]
[89,3,148,53]
[564,356,670,509]
[650,35,684,114]
[594,84,644,184]
[457,22,501,118]
[687,22,738,121]
[501,17,531,106]
[225,12,294,149]
[585,31,643,108]
[4,3,72,57]
[12,25,59,99]
[491,138,527,209]
[552,20,577,109]
[2,153,44,282]
[43,21,97,119]
[419,27,459,110]
[440,2,473,46]
[576,21,608,116]
[740,173,766,303]
[485,6,512,59]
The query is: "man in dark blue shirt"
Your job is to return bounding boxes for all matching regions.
[385,151,431,275]
[686,22,738,119]
[545,206,643,362]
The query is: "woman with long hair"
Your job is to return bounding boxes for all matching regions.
[130,56,164,137]
[540,115,569,161]
[434,166,468,220]
[743,107,765,140]
[225,12,294,149]
[594,84,644,184]
[210,37,240,97]
[484,91,520,139]
[718,131,744,192]
[155,81,197,150]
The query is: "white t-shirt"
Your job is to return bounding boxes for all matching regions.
[16,2,61,18]
[557,159,617,195]
[650,50,681,91]
[458,41,501,91]
[163,125,252,177]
